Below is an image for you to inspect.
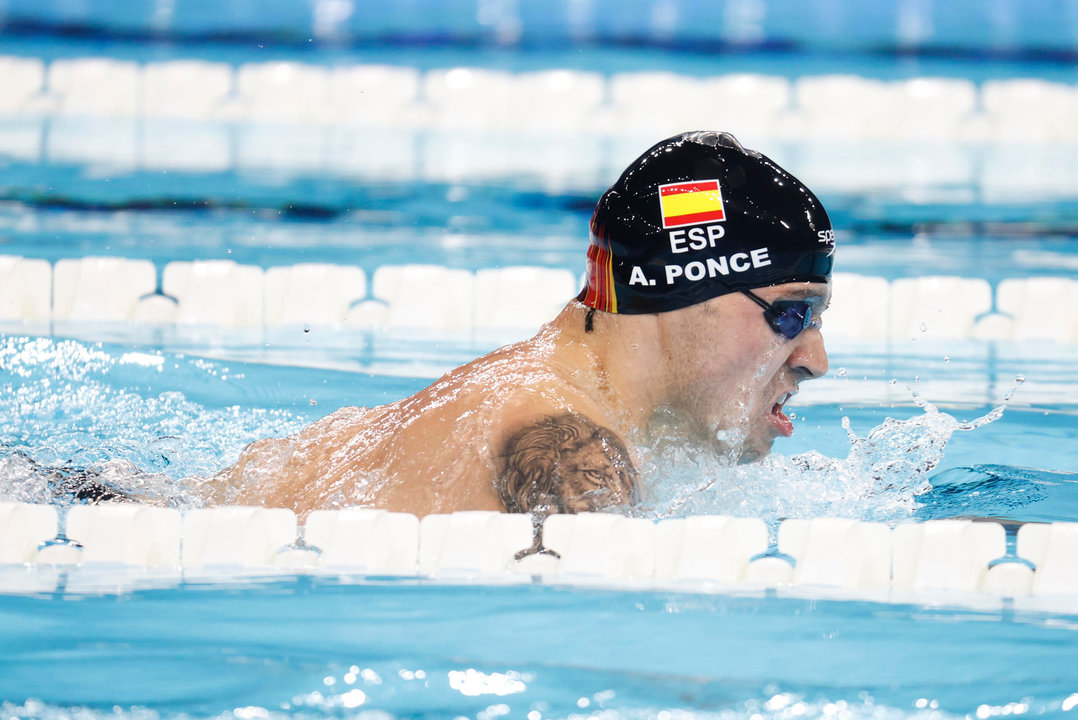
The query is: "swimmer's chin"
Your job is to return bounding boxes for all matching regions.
[643,409,777,464]
[728,435,777,464]
[734,445,768,464]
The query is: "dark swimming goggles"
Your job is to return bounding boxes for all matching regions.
[740,289,819,340]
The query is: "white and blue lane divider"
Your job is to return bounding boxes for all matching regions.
[2,502,1077,609]
[2,255,1077,343]
[0,57,1076,196]
[1,56,1075,144]
[0,257,578,334]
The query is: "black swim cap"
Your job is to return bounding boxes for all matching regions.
[579,131,834,314]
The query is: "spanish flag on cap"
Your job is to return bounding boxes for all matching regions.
[659,179,726,229]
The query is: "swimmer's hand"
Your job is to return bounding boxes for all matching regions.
[497,413,638,515]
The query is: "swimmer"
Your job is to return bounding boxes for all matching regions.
[207,131,835,519]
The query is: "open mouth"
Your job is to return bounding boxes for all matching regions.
[768,391,795,437]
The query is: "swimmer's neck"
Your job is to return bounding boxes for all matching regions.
[543,301,674,437]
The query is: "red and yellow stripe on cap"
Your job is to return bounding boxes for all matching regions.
[659,179,726,229]
[582,235,617,313]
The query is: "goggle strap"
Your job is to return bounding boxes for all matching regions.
[739,289,777,313]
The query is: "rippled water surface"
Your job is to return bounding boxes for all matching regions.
[2,578,1078,720]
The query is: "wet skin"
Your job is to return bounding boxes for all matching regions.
[657,283,831,460]
[216,282,830,518]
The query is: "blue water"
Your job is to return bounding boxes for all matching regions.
[2,578,1078,720]
[3,7,1078,719]
[3,0,1078,61]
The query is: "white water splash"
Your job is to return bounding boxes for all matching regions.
[640,389,1019,523]
[0,336,305,506]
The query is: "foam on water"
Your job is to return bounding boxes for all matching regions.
[0,336,305,506]
[638,387,1017,523]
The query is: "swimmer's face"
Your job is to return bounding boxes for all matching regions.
[659,281,831,461]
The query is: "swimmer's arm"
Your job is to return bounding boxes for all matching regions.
[496,413,638,514]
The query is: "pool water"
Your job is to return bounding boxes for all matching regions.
[2,578,1078,720]
[3,4,1078,719]
[4,264,1077,720]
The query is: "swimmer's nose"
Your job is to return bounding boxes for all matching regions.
[789,327,828,380]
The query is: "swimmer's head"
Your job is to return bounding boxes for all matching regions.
[579,131,834,314]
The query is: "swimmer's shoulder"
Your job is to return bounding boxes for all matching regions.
[480,345,641,516]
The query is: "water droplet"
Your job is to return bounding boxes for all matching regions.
[889,379,897,385]
[837,367,848,377]
[918,323,927,332]
[943,356,950,363]
[1003,374,1026,403]
[303,324,311,334]
[309,398,317,406]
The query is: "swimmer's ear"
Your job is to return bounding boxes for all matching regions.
[497,413,637,515]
